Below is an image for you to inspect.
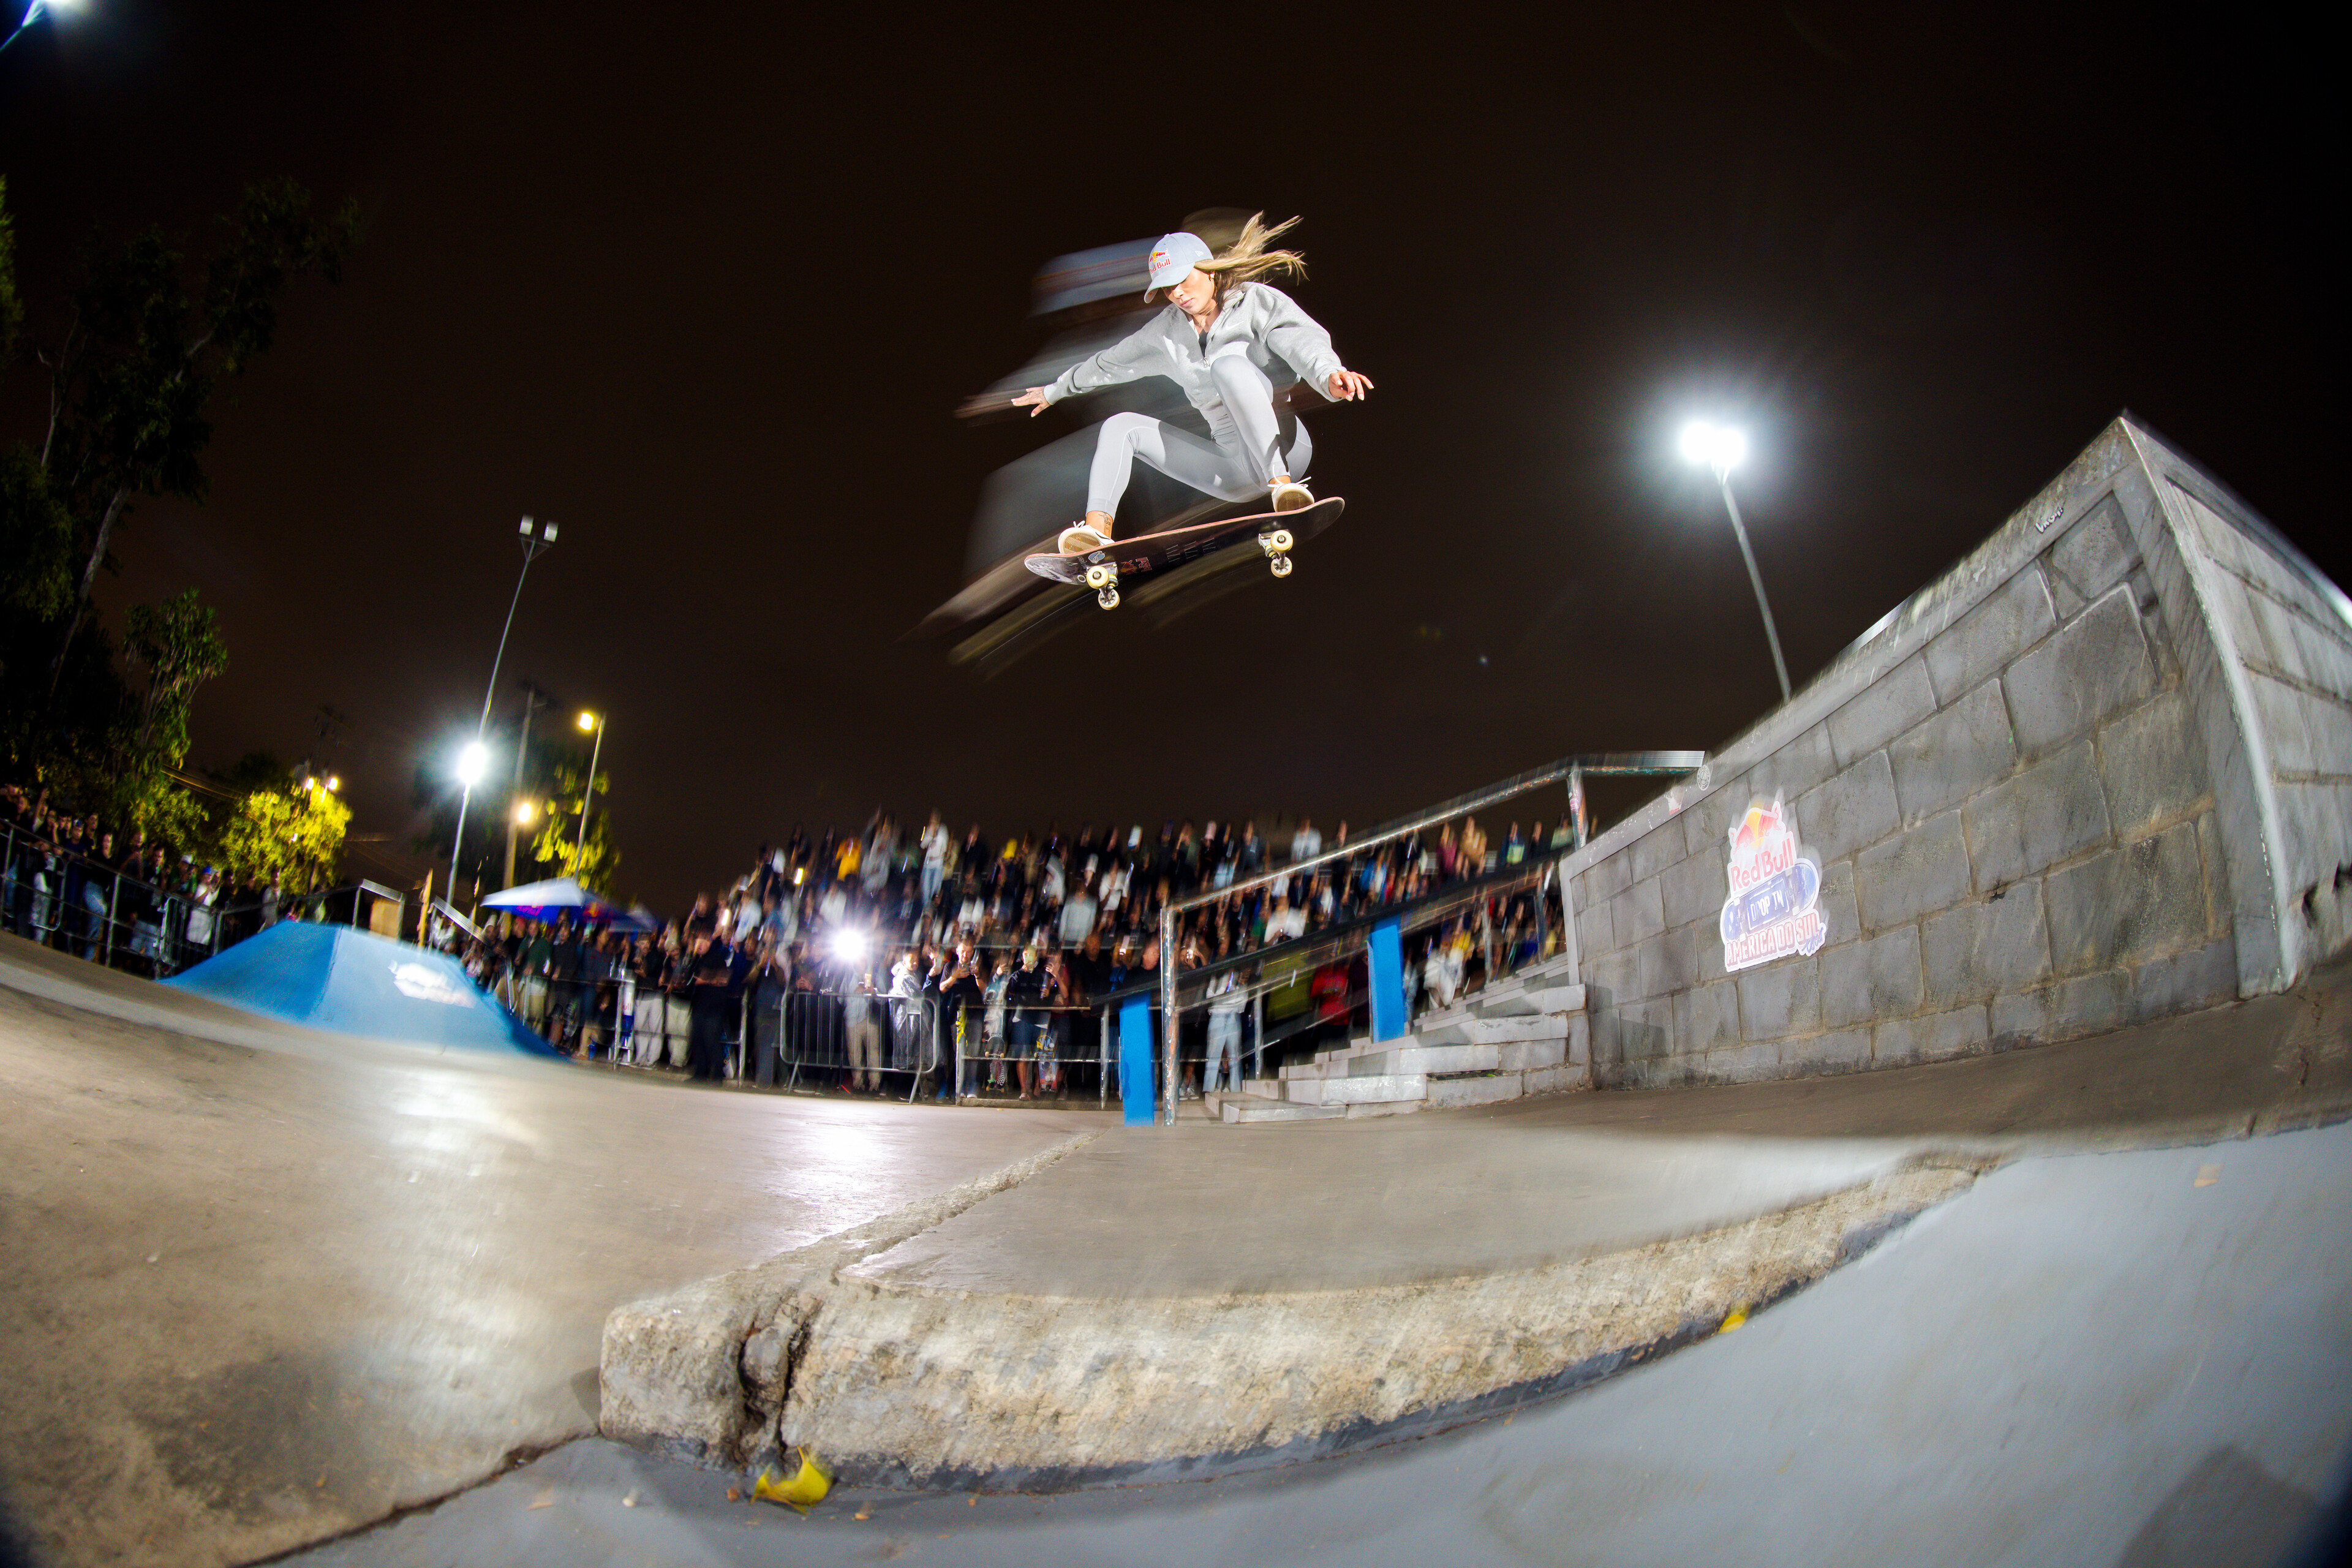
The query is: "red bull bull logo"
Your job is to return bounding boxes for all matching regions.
[1720,794,1826,972]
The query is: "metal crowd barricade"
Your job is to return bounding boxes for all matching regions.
[948,997,1098,1102]
[755,987,941,1103]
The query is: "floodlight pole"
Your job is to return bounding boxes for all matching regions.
[454,518,557,905]
[571,713,606,879]
[1710,465,1792,703]
[502,682,548,891]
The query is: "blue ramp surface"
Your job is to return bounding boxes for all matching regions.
[168,922,559,1055]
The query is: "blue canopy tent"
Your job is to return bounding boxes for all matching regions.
[478,876,657,935]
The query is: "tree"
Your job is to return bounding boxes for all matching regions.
[530,758,619,887]
[124,588,226,772]
[0,175,20,367]
[219,777,349,892]
[34,178,358,681]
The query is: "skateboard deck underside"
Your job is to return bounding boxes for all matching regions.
[1023,496,1343,599]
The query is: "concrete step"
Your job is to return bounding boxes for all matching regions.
[1221,1096,1346,1124]
[1286,1072,1428,1107]
[1346,1042,1499,1077]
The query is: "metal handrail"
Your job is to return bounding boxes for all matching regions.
[1153,751,1707,1123]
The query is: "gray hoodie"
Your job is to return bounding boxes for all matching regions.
[1043,282,1345,413]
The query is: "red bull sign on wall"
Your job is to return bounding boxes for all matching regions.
[1720,796,1826,972]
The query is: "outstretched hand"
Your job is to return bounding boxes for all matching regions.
[1326,368,1374,403]
[1011,386,1052,418]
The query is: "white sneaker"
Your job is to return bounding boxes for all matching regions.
[1058,524,1110,555]
[1269,480,1314,514]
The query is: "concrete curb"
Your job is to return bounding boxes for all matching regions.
[600,1151,1989,1488]
[598,1128,1104,1468]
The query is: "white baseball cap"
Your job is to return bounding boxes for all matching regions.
[1145,232,1213,294]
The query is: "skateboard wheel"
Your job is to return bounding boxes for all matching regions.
[1269,528,1294,552]
[1084,564,1112,590]
[1270,555,1294,578]
[1096,586,1121,609]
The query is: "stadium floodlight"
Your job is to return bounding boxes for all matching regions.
[2,1,76,57]
[1679,419,1790,701]
[1678,420,1748,476]
[447,739,494,902]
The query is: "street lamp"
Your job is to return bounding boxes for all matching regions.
[458,516,555,895]
[447,739,491,908]
[2,0,77,56]
[1680,420,1792,703]
[571,710,606,880]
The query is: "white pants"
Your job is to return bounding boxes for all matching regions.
[632,992,666,1064]
[1206,1010,1245,1091]
[1087,353,1311,521]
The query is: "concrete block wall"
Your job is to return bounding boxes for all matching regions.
[2127,434,2352,976]
[1561,417,2350,1089]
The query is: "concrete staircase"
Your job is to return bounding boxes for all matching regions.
[1217,961,1592,1123]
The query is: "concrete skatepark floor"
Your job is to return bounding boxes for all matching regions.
[285,1126,2352,1568]
[2,932,2348,1566]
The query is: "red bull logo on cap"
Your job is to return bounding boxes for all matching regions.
[1720,794,1826,972]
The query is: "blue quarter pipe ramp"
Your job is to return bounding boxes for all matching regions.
[167,922,559,1056]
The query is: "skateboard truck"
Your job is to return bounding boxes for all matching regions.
[1083,562,1121,609]
[1258,527,1296,578]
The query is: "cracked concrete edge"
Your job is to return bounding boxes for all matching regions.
[599,1144,1996,1487]
[597,1128,1103,1466]
[773,1156,1994,1489]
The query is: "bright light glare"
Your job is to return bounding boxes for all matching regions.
[1679,421,1748,473]
[514,801,535,826]
[577,710,597,731]
[455,741,490,787]
[325,775,341,792]
[831,928,869,964]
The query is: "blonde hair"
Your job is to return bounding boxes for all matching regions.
[1150,212,1308,303]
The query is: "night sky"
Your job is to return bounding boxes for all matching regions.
[0,4,2330,913]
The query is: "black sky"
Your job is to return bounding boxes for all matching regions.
[0,3,2331,912]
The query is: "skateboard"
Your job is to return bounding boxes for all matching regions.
[1023,496,1344,609]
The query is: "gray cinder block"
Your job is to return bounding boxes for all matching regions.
[1920,889,2053,1008]
[1856,812,1973,932]
[1820,925,1925,1030]
[2005,585,2158,756]
[1926,568,2057,704]
[1890,679,2018,825]
[1829,655,1939,769]
[2043,820,2207,975]
[1963,739,2113,891]
[2098,690,2211,841]
[1796,751,1901,863]
[1873,1004,1989,1066]
[1735,956,1822,1041]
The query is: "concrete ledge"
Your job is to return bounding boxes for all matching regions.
[598,1130,1100,1468]
[760,1161,1983,1488]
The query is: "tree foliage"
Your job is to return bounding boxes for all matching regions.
[530,758,619,887]
[0,176,353,843]
[218,777,349,892]
[37,177,359,652]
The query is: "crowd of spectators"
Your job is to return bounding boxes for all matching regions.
[2,783,285,976]
[6,772,1575,1108]
[446,807,1575,1103]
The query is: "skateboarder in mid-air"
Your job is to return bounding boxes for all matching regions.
[1011,213,1374,555]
